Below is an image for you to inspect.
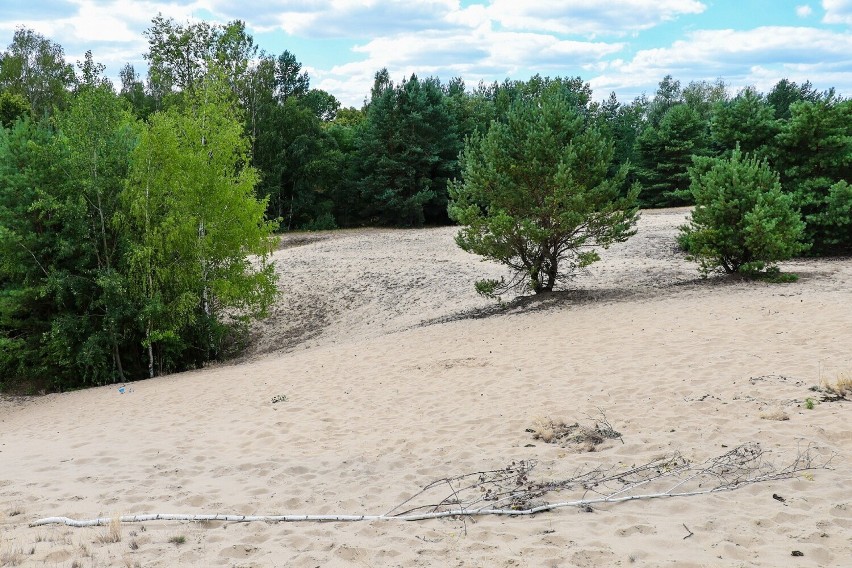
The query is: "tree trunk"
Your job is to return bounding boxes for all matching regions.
[146,320,155,379]
[112,344,125,383]
[543,256,559,292]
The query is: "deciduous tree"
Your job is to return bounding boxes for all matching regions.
[124,70,278,376]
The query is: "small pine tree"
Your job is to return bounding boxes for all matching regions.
[680,147,806,276]
[448,88,639,296]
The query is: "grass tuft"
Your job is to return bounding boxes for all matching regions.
[820,370,852,400]
[759,409,790,421]
[96,514,122,544]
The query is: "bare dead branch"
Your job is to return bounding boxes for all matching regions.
[31,442,832,528]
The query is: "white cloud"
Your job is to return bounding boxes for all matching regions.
[204,0,706,38]
[315,26,624,106]
[205,0,461,36]
[590,26,852,99]
[796,4,813,17]
[0,0,206,77]
[822,0,852,23]
[480,0,706,36]
[0,1,201,42]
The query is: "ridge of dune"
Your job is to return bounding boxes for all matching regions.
[2,208,851,567]
[245,208,702,358]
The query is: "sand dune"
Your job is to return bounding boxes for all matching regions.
[2,208,851,567]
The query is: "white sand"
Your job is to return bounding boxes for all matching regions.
[2,208,850,567]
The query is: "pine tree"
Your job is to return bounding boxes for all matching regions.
[449,89,639,296]
[680,148,806,275]
[356,74,459,226]
[711,87,778,156]
[636,104,706,207]
[770,98,852,253]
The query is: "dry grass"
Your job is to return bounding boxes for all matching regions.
[821,370,852,400]
[759,409,790,421]
[529,415,621,451]
[530,416,564,443]
[0,544,23,567]
[5,506,23,518]
[96,514,122,544]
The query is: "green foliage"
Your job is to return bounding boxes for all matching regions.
[490,75,593,122]
[770,98,852,254]
[0,91,29,127]
[1,60,279,391]
[124,70,278,376]
[143,16,257,108]
[0,118,68,388]
[647,75,683,127]
[822,180,852,252]
[356,73,460,226]
[682,78,728,122]
[591,92,645,192]
[752,266,798,283]
[449,89,639,296]
[54,76,141,384]
[680,148,806,276]
[766,79,822,120]
[636,104,707,207]
[143,15,218,98]
[0,66,143,390]
[247,56,344,230]
[0,79,141,390]
[710,87,779,156]
[0,27,75,120]
[118,63,155,119]
[303,88,340,121]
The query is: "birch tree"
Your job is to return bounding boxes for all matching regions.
[124,70,277,376]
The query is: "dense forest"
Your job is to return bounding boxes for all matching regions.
[1,18,850,391]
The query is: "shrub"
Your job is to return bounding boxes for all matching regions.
[679,147,806,276]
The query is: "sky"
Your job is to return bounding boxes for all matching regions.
[1,0,851,108]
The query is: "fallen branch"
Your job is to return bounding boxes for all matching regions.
[30,442,831,528]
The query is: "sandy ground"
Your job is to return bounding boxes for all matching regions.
[1,208,851,567]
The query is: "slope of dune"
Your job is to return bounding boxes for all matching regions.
[2,208,851,568]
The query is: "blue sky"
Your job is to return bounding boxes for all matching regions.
[2,1,850,107]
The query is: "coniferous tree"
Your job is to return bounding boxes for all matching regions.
[636,104,706,206]
[449,89,639,296]
[680,147,806,275]
[355,73,459,226]
[647,74,682,127]
[0,118,71,389]
[766,78,822,120]
[771,97,852,253]
[710,87,779,157]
